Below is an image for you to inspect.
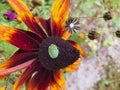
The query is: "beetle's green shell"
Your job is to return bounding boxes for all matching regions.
[48,44,59,59]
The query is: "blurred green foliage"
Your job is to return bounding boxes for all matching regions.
[94,59,120,90]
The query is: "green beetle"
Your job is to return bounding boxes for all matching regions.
[48,44,59,59]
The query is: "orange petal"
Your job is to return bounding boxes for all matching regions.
[61,31,71,40]
[26,78,38,90]
[8,0,47,38]
[50,82,62,90]
[0,76,7,80]
[0,86,6,90]
[51,70,66,90]
[51,0,70,36]
[0,26,39,51]
[0,60,9,80]
[0,63,8,70]
[25,79,32,90]
[63,59,81,72]
[68,40,87,58]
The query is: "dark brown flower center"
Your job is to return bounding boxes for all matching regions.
[38,36,80,71]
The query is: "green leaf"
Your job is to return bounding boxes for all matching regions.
[0,41,18,59]
[112,17,120,28]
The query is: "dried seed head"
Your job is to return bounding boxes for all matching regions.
[88,31,100,40]
[65,17,80,33]
[103,11,113,21]
[115,30,120,38]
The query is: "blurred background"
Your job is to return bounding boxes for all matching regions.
[0,0,120,90]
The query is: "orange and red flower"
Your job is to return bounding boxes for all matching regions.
[0,0,86,90]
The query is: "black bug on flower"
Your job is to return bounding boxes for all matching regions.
[88,31,100,40]
[65,17,80,33]
[103,11,113,21]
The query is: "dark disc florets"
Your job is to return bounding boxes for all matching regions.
[38,36,80,71]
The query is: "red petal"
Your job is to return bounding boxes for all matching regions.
[35,17,51,36]
[37,71,50,90]
[0,50,37,80]
[27,68,50,90]
[0,59,36,76]
[51,0,70,36]
[23,31,42,44]
[0,50,37,71]
[0,26,39,51]
[8,0,47,38]
[13,60,37,90]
